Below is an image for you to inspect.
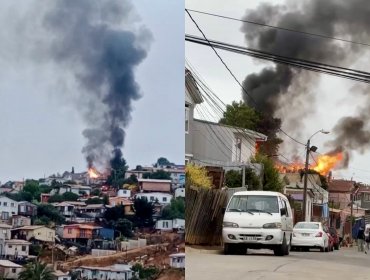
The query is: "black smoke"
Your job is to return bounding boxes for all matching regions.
[42,0,151,169]
[241,0,370,166]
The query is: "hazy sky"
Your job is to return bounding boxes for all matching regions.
[0,0,184,182]
[186,0,370,183]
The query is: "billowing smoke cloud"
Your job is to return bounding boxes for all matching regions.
[42,0,152,169]
[241,0,370,167]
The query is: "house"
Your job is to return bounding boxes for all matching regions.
[58,184,91,197]
[328,180,356,209]
[0,197,18,222]
[74,264,133,280]
[354,183,370,209]
[0,224,12,240]
[40,193,52,203]
[76,204,105,218]
[135,192,173,205]
[12,226,55,243]
[175,188,185,198]
[0,260,23,280]
[53,270,71,280]
[138,179,172,193]
[10,215,31,228]
[18,201,37,217]
[2,239,31,259]
[185,68,267,166]
[155,219,185,231]
[281,173,329,222]
[169,253,185,269]
[52,202,75,220]
[108,197,134,214]
[117,189,131,198]
[59,224,102,242]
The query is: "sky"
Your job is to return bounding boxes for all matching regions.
[0,0,184,182]
[185,0,370,184]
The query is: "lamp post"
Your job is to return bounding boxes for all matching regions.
[302,129,330,222]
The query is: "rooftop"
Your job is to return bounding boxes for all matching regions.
[169,253,185,258]
[0,260,22,268]
[328,180,356,193]
[138,179,172,183]
[5,239,31,245]
[78,264,132,272]
[13,225,50,231]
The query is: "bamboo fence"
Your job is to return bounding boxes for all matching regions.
[185,185,229,245]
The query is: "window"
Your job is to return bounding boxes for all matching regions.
[364,193,370,201]
[185,107,189,133]
[22,246,26,251]
[150,196,155,201]
[3,202,7,207]
[282,200,290,217]
[226,195,279,213]
[11,203,14,207]
[12,268,16,273]
[2,212,9,220]
[163,197,167,202]
[8,245,12,248]
[68,229,72,234]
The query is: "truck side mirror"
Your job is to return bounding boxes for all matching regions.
[280,208,287,216]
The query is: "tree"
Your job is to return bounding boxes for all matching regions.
[23,179,41,201]
[185,164,212,188]
[85,197,103,204]
[103,205,126,222]
[161,198,185,220]
[123,174,139,185]
[252,154,283,192]
[37,204,65,225]
[113,218,134,238]
[107,150,128,188]
[219,101,283,156]
[133,197,156,228]
[142,170,171,180]
[103,195,109,205]
[62,192,79,201]
[155,157,173,167]
[224,169,261,189]
[47,194,64,203]
[131,263,159,280]
[18,261,54,280]
[91,188,102,196]
[5,191,33,202]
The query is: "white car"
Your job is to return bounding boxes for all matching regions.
[291,222,329,252]
[222,191,293,256]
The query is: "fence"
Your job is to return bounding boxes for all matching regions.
[185,185,229,245]
[91,249,116,257]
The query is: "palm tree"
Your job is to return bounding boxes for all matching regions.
[18,261,54,280]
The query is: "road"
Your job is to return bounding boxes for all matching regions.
[186,246,370,280]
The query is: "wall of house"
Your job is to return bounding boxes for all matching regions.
[136,193,173,204]
[360,193,370,209]
[4,243,29,257]
[142,182,171,192]
[0,228,10,240]
[185,86,195,160]
[155,220,173,230]
[33,228,55,242]
[329,193,350,209]
[78,269,131,280]
[175,188,185,198]
[1,266,23,279]
[63,227,79,239]
[170,257,185,269]
[0,197,18,220]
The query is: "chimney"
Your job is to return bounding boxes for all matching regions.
[327,171,332,182]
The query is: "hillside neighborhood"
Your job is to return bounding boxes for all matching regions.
[0,158,185,280]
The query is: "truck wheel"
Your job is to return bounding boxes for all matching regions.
[274,235,287,256]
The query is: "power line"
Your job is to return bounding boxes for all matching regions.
[186,9,370,48]
[185,9,306,147]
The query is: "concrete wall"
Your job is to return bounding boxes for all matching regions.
[120,238,147,251]
[91,249,116,257]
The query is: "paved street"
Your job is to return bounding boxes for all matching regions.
[186,246,370,280]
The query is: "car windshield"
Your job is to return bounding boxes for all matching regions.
[226,195,279,213]
[294,223,320,229]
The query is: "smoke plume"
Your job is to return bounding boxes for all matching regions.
[241,0,370,166]
[42,0,152,169]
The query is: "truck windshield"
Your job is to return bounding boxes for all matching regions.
[226,195,279,213]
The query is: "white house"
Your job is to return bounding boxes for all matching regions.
[0,260,23,280]
[175,188,185,198]
[74,264,133,280]
[10,215,31,228]
[135,192,173,205]
[3,239,31,259]
[52,202,75,218]
[58,185,91,196]
[0,224,12,240]
[155,219,185,231]
[117,189,131,198]
[169,253,185,269]
[53,270,71,280]
[0,197,18,221]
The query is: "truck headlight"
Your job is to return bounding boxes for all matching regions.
[223,222,239,228]
[262,223,282,229]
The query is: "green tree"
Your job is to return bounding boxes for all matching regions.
[23,179,41,201]
[155,157,173,167]
[18,261,54,280]
[113,218,133,238]
[47,194,64,203]
[142,170,171,180]
[224,169,261,189]
[85,197,103,204]
[123,174,139,185]
[219,101,283,156]
[37,204,65,225]
[252,154,283,192]
[133,197,156,228]
[107,150,128,188]
[62,192,79,201]
[91,188,102,196]
[161,198,185,220]
[5,191,33,202]
[131,263,159,280]
[103,195,109,205]
[103,205,126,222]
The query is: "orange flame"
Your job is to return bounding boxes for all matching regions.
[88,167,100,179]
[313,152,343,175]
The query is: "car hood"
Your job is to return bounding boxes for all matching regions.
[223,212,281,228]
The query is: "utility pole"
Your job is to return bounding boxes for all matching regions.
[350,192,354,242]
[302,139,310,222]
[242,166,245,189]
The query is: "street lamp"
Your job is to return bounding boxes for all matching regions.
[302,129,330,222]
